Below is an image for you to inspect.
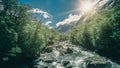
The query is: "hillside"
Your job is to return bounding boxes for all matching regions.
[56,0,116,33]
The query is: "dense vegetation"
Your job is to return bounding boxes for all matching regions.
[70,1,120,60]
[0,0,120,67]
[0,0,61,67]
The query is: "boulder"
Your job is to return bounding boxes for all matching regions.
[40,53,55,63]
[62,61,70,66]
[44,46,53,53]
[66,64,73,68]
[36,62,48,68]
[85,56,112,68]
[86,62,111,68]
[65,47,73,54]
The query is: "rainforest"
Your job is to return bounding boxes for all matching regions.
[0,0,120,68]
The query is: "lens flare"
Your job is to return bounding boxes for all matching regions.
[78,0,95,13]
[55,0,96,17]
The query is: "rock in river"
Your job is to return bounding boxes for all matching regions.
[85,56,112,68]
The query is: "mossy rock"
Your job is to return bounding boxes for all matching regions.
[65,47,73,54]
[44,46,53,53]
[85,56,111,68]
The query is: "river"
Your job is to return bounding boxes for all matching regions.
[33,41,120,68]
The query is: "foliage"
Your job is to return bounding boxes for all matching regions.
[70,4,120,60]
[59,33,69,42]
[0,0,60,67]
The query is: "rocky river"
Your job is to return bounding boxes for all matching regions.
[33,41,120,68]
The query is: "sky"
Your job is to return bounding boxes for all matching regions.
[19,0,81,28]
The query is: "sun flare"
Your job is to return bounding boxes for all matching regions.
[78,0,95,13]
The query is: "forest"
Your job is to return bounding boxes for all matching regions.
[0,0,120,68]
[70,1,120,60]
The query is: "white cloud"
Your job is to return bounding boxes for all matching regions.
[27,8,51,18]
[45,21,52,26]
[44,21,53,29]
[56,14,81,27]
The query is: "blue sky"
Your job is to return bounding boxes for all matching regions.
[19,0,81,28]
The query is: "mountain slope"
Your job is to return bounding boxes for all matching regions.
[56,0,116,33]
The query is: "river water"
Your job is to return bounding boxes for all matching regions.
[34,42,120,68]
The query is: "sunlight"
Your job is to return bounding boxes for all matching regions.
[78,0,95,13]
[56,0,96,17]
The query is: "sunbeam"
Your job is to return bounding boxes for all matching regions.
[56,0,96,17]
[78,0,95,13]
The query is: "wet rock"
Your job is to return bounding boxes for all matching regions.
[65,47,73,54]
[40,53,55,63]
[36,62,48,68]
[44,59,54,63]
[66,64,73,68]
[43,56,55,63]
[38,65,48,68]
[85,56,112,68]
[44,46,53,53]
[86,62,111,68]
[62,61,70,66]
